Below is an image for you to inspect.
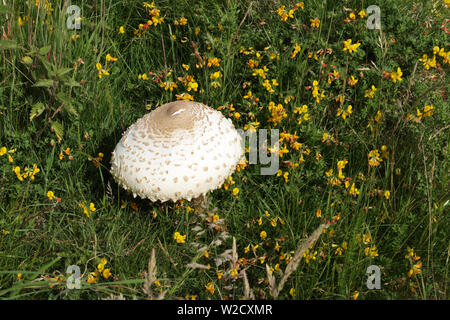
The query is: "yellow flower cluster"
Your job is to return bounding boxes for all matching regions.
[174,231,186,244]
[174,17,187,26]
[337,105,353,119]
[0,146,15,163]
[290,43,301,59]
[262,79,278,94]
[302,247,317,263]
[364,85,377,99]
[343,39,361,53]
[134,2,164,37]
[293,104,310,125]
[310,18,320,28]
[405,248,422,278]
[96,54,117,79]
[13,164,40,181]
[176,93,194,101]
[177,75,198,92]
[267,101,287,126]
[390,67,403,83]
[276,2,304,22]
[311,80,325,103]
[368,149,383,167]
[419,46,449,69]
[87,258,112,284]
[252,66,269,79]
[78,201,96,218]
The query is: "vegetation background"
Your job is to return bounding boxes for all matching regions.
[0,0,448,300]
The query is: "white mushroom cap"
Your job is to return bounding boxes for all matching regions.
[110,101,243,202]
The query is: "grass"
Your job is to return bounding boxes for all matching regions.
[0,0,449,300]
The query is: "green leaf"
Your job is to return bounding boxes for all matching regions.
[29,102,46,121]
[33,79,54,88]
[37,55,53,74]
[56,67,73,78]
[56,92,78,117]
[39,45,51,56]
[0,40,20,50]
[65,78,81,87]
[50,121,63,142]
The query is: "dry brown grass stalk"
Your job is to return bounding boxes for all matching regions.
[143,248,165,299]
[267,223,330,298]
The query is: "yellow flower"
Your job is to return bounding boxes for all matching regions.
[205,282,215,294]
[337,105,353,119]
[270,218,277,227]
[119,26,125,34]
[175,17,188,26]
[232,187,239,196]
[348,75,358,86]
[87,272,98,284]
[358,10,368,18]
[349,183,360,197]
[106,54,117,62]
[260,230,267,240]
[103,268,111,279]
[408,261,422,277]
[289,288,295,297]
[390,67,403,83]
[89,202,96,212]
[343,39,361,53]
[176,93,194,101]
[97,262,105,272]
[0,147,6,156]
[384,190,390,199]
[207,57,221,67]
[290,43,301,59]
[210,70,222,80]
[173,231,186,244]
[364,85,377,99]
[368,149,383,167]
[364,245,379,258]
[47,190,54,201]
[353,291,359,300]
[310,18,320,28]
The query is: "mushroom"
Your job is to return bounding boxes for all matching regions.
[110,100,243,203]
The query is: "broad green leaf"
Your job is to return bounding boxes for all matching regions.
[56,92,78,117]
[56,67,73,78]
[50,121,63,142]
[37,55,53,73]
[33,79,54,88]
[29,102,46,121]
[39,45,51,56]
[62,77,81,87]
